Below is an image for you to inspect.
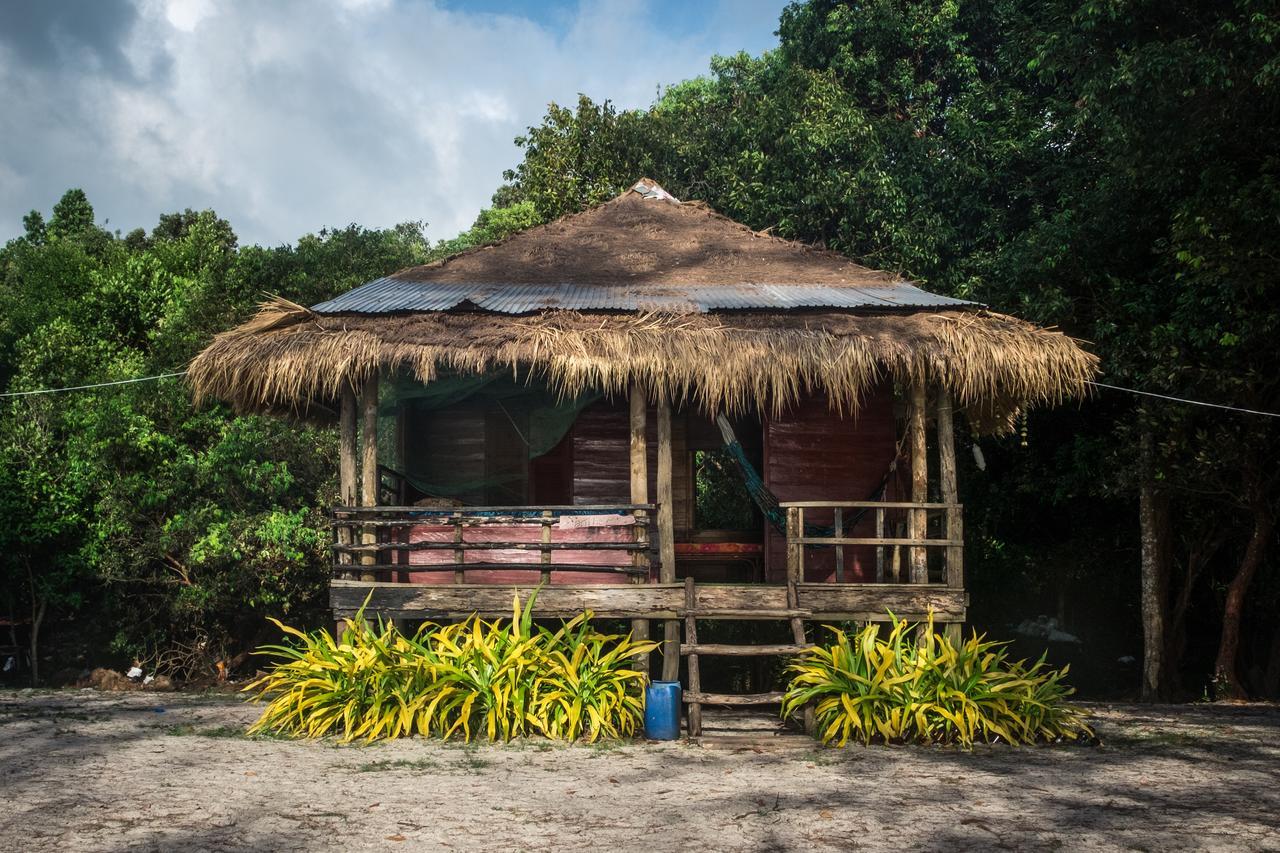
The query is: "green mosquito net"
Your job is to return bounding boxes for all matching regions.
[379,370,601,504]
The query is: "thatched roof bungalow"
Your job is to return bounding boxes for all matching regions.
[189,180,1095,730]
[192,180,1092,429]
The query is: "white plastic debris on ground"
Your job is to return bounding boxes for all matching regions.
[127,666,143,679]
[1014,616,1081,644]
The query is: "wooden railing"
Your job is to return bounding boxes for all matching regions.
[780,501,963,587]
[331,504,658,583]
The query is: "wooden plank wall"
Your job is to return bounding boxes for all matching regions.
[403,400,487,504]
[571,399,631,505]
[572,398,690,530]
[763,384,900,582]
[401,396,688,521]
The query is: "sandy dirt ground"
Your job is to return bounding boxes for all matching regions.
[1,690,1277,852]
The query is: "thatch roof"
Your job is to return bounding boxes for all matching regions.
[351,178,906,289]
[188,181,1097,432]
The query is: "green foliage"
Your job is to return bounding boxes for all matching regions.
[245,595,657,743]
[4,0,1280,697]
[693,449,757,530]
[21,210,46,244]
[0,190,431,679]
[530,614,652,742]
[501,96,660,221]
[496,0,1280,698]
[427,201,543,259]
[782,615,1093,747]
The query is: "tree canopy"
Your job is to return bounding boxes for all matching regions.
[2,0,1276,698]
[493,0,1280,699]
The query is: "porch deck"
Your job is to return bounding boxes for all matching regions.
[329,499,966,624]
[330,578,967,623]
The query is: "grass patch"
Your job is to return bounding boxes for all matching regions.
[356,758,441,773]
[1103,729,1204,749]
[457,749,491,771]
[586,739,629,757]
[803,749,849,766]
[162,723,291,740]
[0,707,109,724]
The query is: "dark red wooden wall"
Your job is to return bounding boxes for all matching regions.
[763,384,901,582]
[570,398,691,529]
[402,389,901,585]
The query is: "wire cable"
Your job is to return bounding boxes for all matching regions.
[1088,381,1280,419]
[2,372,1276,420]
[0,371,188,398]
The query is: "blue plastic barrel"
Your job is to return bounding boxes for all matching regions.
[644,681,682,740]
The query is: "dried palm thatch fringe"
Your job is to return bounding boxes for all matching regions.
[187,296,1098,434]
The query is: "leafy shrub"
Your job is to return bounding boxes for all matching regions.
[243,610,411,741]
[531,615,650,741]
[398,599,548,743]
[244,594,656,743]
[781,614,1093,747]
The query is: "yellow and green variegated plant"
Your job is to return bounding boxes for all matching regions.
[244,592,655,744]
[530,614,655,742]
[781,612,1093,748]
[243,602,415,742]
[398,597,547,743]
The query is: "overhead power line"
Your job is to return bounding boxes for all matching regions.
[1,372,1276,420]
[1088,381,1280,419]
[0,371,188,398]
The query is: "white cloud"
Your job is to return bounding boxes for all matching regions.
[0,0,784,246]
[161,0,214,33]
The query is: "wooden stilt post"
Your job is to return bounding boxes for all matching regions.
[937,387,963,644]
[629,385,651,676]
[833,507,844,582]
[684,577,702,737]
[338,382,357,582]
[908,378,929,584]
[657,393,680,682]
[786,580,814,734]
[875,504,886,582]
[360,373,379,583]
[786,506,803,582]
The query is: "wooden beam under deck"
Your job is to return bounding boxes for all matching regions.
[359,374,379,582]
[330,580,967,623]
[908,379,929,584]
[656,393,680,682]
[628,385,651,673]
[336,384,358,580]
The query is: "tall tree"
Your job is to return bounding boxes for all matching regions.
[497,0,1280,697]
[0,192,431,682]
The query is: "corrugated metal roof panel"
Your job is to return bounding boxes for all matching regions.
[310,281,980,314]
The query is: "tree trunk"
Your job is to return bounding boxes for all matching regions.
[1213,496,1274,700]
[1263,620,1280,700]
[29,598,45,687]
[25,562,46,687]
[1164,530,1221,698]
[1138,432,1170,701]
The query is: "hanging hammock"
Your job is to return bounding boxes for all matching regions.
[713,415,896,535]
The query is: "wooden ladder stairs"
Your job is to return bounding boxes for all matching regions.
[680,577,815,737]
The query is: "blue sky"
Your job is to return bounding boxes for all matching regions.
[0,0,788,246]
[439,0,785,56]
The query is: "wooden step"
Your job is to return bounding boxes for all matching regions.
[678,609,811,619]
[683,691,786,706]
[681,643,812,657]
